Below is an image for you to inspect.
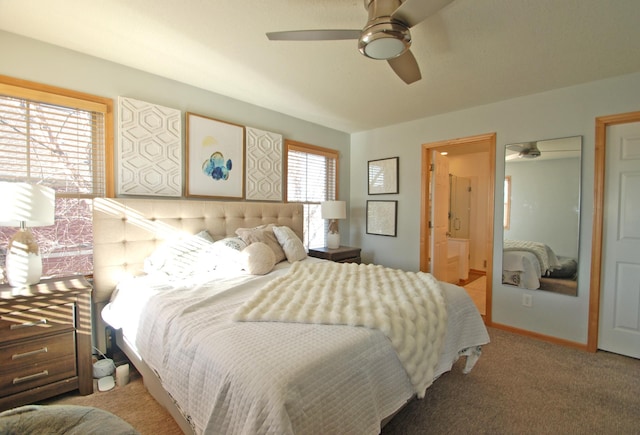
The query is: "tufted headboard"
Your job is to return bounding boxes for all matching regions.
[92,198,304,304]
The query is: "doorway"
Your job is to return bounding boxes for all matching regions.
[420,133,496,322]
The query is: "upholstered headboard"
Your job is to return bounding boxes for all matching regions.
[92,198,304,304]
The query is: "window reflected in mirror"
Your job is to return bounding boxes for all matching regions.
[502,136,581,296]
[503,176,511,230]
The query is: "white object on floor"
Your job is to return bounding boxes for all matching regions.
[98,376,115,392]
[93,358,115,378]
[116,363,130,386]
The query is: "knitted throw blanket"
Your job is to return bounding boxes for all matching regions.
[233,262,448,397]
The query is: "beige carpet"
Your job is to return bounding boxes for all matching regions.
[41,371,181,435]
[41,327,639,434]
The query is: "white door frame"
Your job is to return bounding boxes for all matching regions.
[588,110,640,352]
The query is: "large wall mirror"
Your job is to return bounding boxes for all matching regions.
[503,136,582,296]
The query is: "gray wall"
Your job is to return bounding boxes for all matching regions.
[350,71,640,344]
[0,30,352,241]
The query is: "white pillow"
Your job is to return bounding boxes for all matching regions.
[241,242,276,275]
[195,236,247,273]
[272,226,307,262]
[144,230,214,276]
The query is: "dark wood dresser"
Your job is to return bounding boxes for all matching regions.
[0,276,93,411]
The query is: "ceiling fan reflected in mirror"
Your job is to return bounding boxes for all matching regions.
[506,142,541,160]
[505,140,581,161]
[266,0,454,84]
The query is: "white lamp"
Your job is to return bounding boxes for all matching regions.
[0,182,55,287]
[321,200,346,250]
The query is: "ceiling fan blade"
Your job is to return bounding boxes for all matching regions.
[266,29,361,41]
[387,50,421,84]
[392,0,454,28]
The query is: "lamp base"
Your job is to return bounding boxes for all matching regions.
[326,232,340,250]
[6,228,42,287]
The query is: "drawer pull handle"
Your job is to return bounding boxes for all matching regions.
[10,319,48,329]
[12,347,48,360]
[13,370,49,385]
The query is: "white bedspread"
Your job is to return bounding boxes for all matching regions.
[234,262,447,398]
[502,251,542,289]
[102,258,489,435]
[503,240,560,275]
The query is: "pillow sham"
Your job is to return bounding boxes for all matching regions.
[272,225,307,262]
[235,224,286,263]
[144,230,214,276]
[241,242,276,275]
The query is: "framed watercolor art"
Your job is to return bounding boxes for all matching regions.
[186,112,245,199]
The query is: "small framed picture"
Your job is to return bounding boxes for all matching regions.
[186,112,245,199]
[366,200,398,237]
[368,157,399,195]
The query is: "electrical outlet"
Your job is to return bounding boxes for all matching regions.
[522,294,533,307]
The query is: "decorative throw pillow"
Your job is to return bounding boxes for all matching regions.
[235,224,286,263]
[241,242,276,275]
[272,225,307,262]
[144,230,214,276]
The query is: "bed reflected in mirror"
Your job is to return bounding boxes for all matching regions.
[503,136,581,296]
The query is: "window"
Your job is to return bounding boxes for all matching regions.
[0,76,113,280]
[285,140,339,248]
[504,176,511,229]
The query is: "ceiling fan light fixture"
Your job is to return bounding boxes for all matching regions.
[358,20,410,60]
[518,142,541,159]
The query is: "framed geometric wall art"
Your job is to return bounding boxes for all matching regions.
[245,127,283,201]
[368,156,399,195]
[117,97,182,196]
[186,112,245,199]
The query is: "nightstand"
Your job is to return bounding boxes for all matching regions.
[0,276,93,411]
[308,246,361,264]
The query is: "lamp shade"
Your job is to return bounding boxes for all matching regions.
[321,201,346,220]
[0,182,55,227]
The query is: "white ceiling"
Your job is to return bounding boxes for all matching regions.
[1,0,639,133]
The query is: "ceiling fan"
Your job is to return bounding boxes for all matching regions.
[266,0,454,84]
[505,141,580,162]
[506,142,542,161]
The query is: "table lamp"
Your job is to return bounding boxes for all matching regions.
[0,182,55,287]
[321,200,346,249]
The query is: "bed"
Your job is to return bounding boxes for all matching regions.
[502,240,576,291]
[93,198,490,435]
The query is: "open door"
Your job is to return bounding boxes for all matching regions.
[431,150,450,281]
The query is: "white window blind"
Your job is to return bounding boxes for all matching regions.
[286,140,339,248]
[0,78,112,279]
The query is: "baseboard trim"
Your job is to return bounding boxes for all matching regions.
[490,322,588,351]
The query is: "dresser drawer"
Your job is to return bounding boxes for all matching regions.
[0,354,77,398]
[0,332,76,373]
[0,303,74,344]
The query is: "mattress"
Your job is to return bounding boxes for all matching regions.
[102,258,489,434]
